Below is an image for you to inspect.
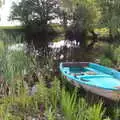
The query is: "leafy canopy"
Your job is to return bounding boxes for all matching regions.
[99,0,120,36]
[10,0,59,25]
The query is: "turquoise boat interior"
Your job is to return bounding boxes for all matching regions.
[60,62,120,90]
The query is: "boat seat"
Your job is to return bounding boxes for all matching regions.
[72,72,85,77]
[85,71,97,75]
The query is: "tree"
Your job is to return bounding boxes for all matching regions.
[10,0,59,25]
[10,0,59,58]
[62,0,100,48]
[99,0,120,40]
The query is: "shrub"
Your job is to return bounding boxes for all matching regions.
[103,45,114,61]
[50,24,65,34]
[114,46,120,65]
[100,56,113,67]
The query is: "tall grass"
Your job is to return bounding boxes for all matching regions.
[61,88,77,120]
[87,103,105,120]
[49,77,60,109]
[0,34,119,120]
[114,46,120,66]
[45,105,56,120]
[61,88,105,120]
[111,104,120,120]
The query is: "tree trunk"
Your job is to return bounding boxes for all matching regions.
[109,28,113,43]
[87,30,98,50]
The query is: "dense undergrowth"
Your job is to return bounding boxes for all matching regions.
[0,32,120,119]
[95,43,120,69]
[0,40,106,120]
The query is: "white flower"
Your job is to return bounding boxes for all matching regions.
[60,54,64,59]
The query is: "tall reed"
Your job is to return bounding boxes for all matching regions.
[61,88,105,120]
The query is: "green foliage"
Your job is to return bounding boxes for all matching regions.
[50,24,65,34]
[87,103,105,120]
[0,50,32,85]
[61,0,120,42]
[103,118,111,120]
[0,104,10,119]
[73,0,100,30]
[112,106,120,120]
[0,30,24,44]
[61,88,105,120]
[95,28,109,37]
[45,106,56,120]
[10,0,59,54]
[114,46,120,65]
[98,0,120,37]
[100,45,120,67]
[62,0,101,48]
[7,51,31,76]
[0,26,24,30]
[61,88,77,120]
[99,44,115,67]
[76,98,88,120]
[100,56,113,67]
[0,75,61,119]
[33,81,49,105]
[10,0,59,25]
[49,77,60,109]
[102,44,114,61]
[0,41,5,55]
[52,36,64,42]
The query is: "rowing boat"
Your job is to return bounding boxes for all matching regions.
[59,62,120,100]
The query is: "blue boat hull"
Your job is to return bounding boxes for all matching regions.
[60,62,120,100]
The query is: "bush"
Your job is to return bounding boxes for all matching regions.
[103,45,114,61]
[114,46,120,65]
[100,56,113,67]
[50,24,65,34]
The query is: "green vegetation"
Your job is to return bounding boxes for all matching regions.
[98,44,120,69]
[1,0,120,119]
[0,41,106,119]
[0,33,120,119]
[50,24,65,34]
[0,26,24,30]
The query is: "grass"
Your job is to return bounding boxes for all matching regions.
[0,26,24,30]
[61,88,105,120]
[0,43,107,119]
[0,33,119,119]
[61,88,77,120]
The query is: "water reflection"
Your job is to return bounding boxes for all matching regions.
[8,36,95,62]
